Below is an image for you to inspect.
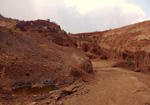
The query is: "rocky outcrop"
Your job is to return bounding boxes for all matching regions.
[70,20,150,72]
[69,32,102,51]
[16,20,61,33]
[16,20,76,47]
[0,15,75,47]
[91,20,150,72]
[76,41,94,52]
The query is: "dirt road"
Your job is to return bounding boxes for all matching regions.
[63,59,150,105]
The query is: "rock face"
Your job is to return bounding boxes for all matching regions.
[76,41,94,52]
[0,18,93,89]
[91,20,150,72]
[69,32,101,51]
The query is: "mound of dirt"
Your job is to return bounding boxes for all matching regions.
[0,26,93,90]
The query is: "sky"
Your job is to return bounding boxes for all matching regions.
[0,0,150,33]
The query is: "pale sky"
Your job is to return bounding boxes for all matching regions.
[0,0,149,33]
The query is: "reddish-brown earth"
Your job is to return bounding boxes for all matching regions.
[1,59,150,105]
[62,59,150,105]
[0,14,76,47]
[71,20,150,73]
[15,19,77,47]
[0,14,18,28]
[1,14,150,105]
[93,20,150,72]
[0,16,93,91]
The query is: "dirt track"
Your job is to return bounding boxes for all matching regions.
[63,59,150,105]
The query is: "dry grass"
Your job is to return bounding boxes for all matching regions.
[40,44,49,49]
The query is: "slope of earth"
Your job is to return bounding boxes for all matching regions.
[91,20,150,72]
[0,14,18,28]
[0,14,76,47]
[0,25,93,91]
[62,59,150,105]
[71,20,150,73]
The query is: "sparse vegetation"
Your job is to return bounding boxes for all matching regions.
[88,39,92,42]
[93,36,96,39]
[56,67,61,70]
[40,44,49,49]
[68,32,71,34]
[125,56,134,65]
[47,19,50,22]
[83,35,85,39]
[15,28,21,32]
[39,25,43,28]
[8,28,13,33]
[79,35,82,39]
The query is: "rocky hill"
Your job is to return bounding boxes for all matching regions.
[0,16,93,90]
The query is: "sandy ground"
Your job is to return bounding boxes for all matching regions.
[63,59,150,105]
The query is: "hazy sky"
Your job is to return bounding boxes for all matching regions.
[0,0,150,33]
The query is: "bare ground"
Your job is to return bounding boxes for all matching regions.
[62,59,150,105]
[1,59,150,105]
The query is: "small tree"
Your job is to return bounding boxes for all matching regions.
[83,35,85,39]
[68,32,71,34]
[79,35,82,39]
[8,28,13,33]
[93,36,96,39]
[47,19,50,22]
[125,56,134,65]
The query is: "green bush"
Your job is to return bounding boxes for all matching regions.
[68,32,71,34]
[79,35,82,39]
[83,35,85,39]
[8,28,13,33]
[125,56,134,65]
[56,67,61,70]
[39,25,43,28]
[47,19,50,22]
[93,36,96,39]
